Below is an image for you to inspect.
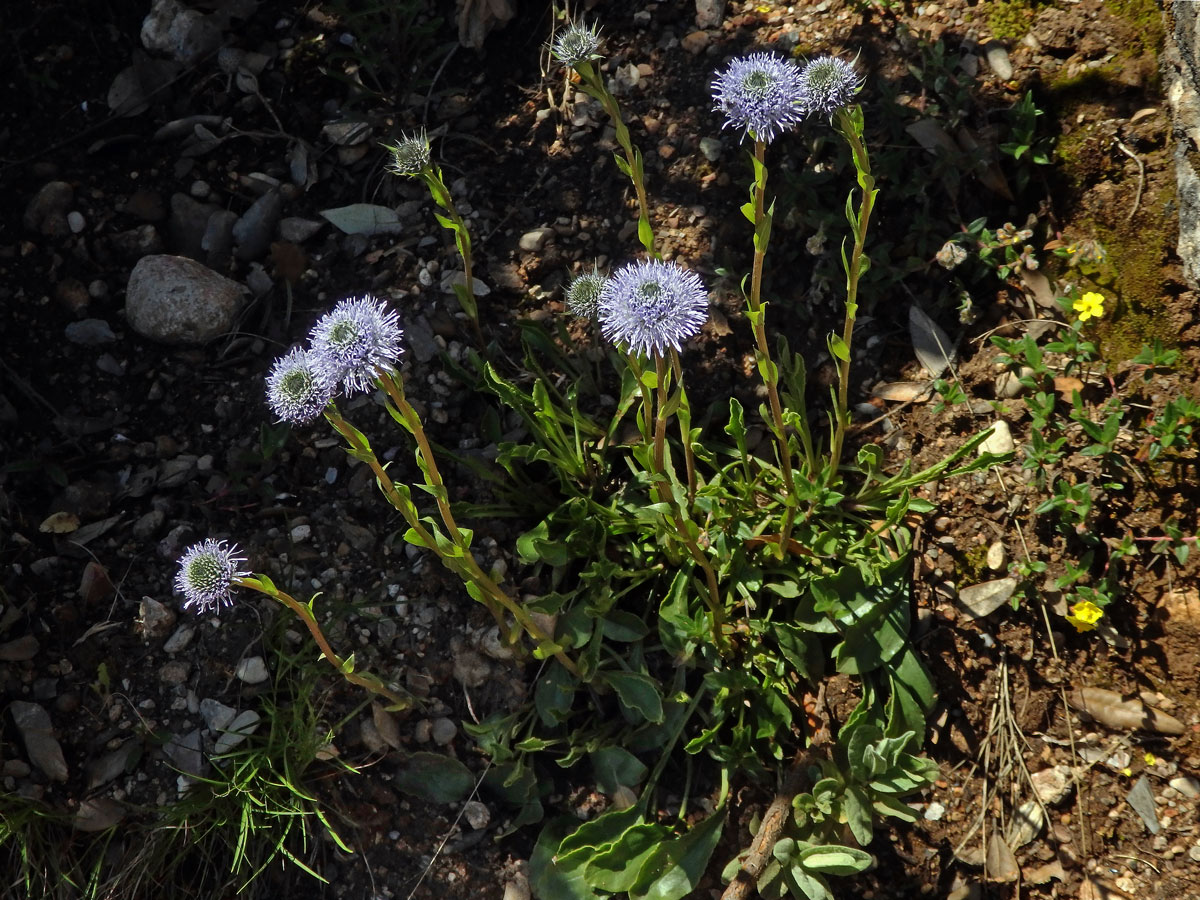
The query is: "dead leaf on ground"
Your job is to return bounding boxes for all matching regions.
[1053,375,1085,400]
[1067,687,1185,735]
[372,703,403,751]
[40,511,80,534]
[74,798,126,832]
[984,831,1019,882]
[1017,264,1058,309]
[872,381,934,402]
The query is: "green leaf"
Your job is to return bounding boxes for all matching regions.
[393,752,474,804]
[740,200,755,224]
[829,334,850,362]
[530,819,605,900]
[555,806,643,871]
[797,845,873,876]
[583,822,669,892]
[602,671,664,723]
[637,215,654,253]
[535,661,577,727]
[885,646,936,739]
[591,746,648,795]
[602,610,650,642]
[630,808,725,900]
[841,785,874,846]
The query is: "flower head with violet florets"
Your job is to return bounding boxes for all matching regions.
[551,20,603,69]
[383,130,431,177]
[599,260,709,357]
[310,295,404,396]
[797,54,861,119]
[565,265,608,319]
[711,52,806,144]
[175,539,248,614]
[266,347,336,425]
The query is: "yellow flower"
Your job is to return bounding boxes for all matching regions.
[1065,599,1104,632]
[1073,291,1105,322]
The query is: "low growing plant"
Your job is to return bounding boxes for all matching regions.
[173,22,1013,900]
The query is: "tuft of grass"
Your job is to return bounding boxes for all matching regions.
[0,619,365,899]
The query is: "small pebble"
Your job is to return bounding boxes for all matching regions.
[235,656,270,685]
[67,211,86,233]
[290,524,311,543]
[431,717,457,746]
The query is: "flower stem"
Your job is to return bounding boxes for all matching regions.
[237,577,412,710]
[670,349,698,504]
[827,106,877,486]
[324,406,579,676]
[419,168,484,345]
[576,62,656,257]
[748,139,797,556]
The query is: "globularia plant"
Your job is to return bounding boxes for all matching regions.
[175,26,1010,900]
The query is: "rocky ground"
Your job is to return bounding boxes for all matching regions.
[2,0,1200,898]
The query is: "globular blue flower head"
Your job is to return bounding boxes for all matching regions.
[798,55,861,118]
[175,539,248,614]
[565,265,608,319]
[551,21,603,68]
[384,130,431,176]
[266,347,336,425]
[711,52,806,144]
[599,260,709,357]
[309,295,404,396]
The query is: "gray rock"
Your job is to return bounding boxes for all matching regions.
[0,635,39,661]
[199,698,237,733]
[278,216,324,243]
[234,656,270,685]
[201,209,238,270]
[125,255,245,345]
[169,193,219,260]
[163,624,196,653]
[10,702,69,782]
[431,717,458,746]
[519,227,555,252]
[979,420,1015,456]
[132,508,165,539]
[67,211,86,234]
[109,224,164,261]
[983,41,1013,80]
[1169,775,1200,799]
[232,190,282,261]
[96,353,124,376]
[65,319,117,346]
[694,0,726,29]
[24,181,74,237]
[143,0,219,64]
[214,710,261,754]
[1167,5,1200,288]
[87,741,139,789]
[405,314,441,363]
[699,136,723,162]
[164,729,204,776]
[159,660,191,685]
[339,520,376,552]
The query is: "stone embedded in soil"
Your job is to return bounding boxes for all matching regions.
[0,635,39,661]
[463,800,490,830]
[199,699,237,733]
[64,319,118,346]
[213,711,261,754]
[1031,765,1073,805]
[74,798,126,833]
[519,227,555,252]
[164,729,204,776]
[23,180,73,237]
[125,254,245,345]
[162,624,196,653]
[87,741,140,789]
[431,717,458,746]
[10,701,69,782]
[954,577,1017,620]
[986,541,1006,572]
[169,193,220,259]
[979,420,1015,456]
[232,189,282,261]
[139,596,177,641]
[234,656,270,684]
[159,660,191,685]
[983,41,1013,80]
[1169,775,1200,799]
